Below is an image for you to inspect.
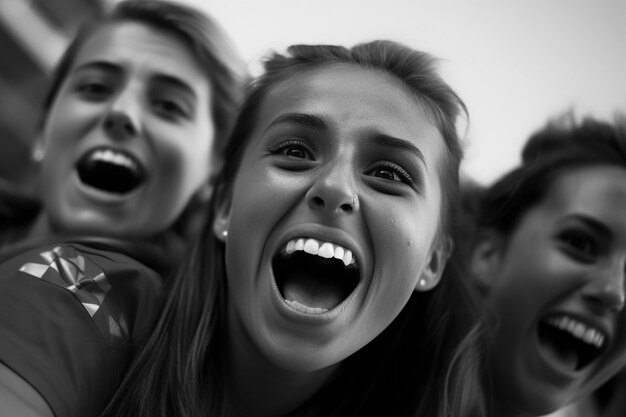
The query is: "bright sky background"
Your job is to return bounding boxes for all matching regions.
[174,0,625,184]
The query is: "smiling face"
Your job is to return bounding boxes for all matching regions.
[214,64,449,373]
[38,20,214,238]
[475,165,626,416]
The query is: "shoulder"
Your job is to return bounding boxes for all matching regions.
[0,241,164,330]
[0,241,166,417]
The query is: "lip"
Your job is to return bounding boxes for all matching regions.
[269,224,367,321]
[72,145,148,204]
[532,310,612,382]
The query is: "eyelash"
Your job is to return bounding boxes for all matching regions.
[559,229,598,261]
[267,140,416,189]
[76,81,112,99]
[267,139,315,160]
[152,99,188,119]
[366,161,414,185]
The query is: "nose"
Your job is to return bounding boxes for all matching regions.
[306,161,359,216]
[582,263,626,314]
[103,90,140,140]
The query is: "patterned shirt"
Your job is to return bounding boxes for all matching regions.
[0,243,163,417]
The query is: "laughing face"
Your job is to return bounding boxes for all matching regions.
[475,165,626,416]
[214,64,449,373]
[38,21,214,238]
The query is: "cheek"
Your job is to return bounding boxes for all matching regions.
[46,92,100,137]
[42,107,76,149]
[237,166,308,221]
[370,211,433,295]
[156,135,212,196]
[489,249,562,323]
[496,244,572,299]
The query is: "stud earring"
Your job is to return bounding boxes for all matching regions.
[32,147,44,163]
[419,279,427,288]
[221,230,228,238]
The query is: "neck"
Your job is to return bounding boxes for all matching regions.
[26,212,56,241]
[490,387,535,417]
[226,312,337,417]
[492,403,529,417]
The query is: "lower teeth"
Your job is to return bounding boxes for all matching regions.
[285,299,328,314]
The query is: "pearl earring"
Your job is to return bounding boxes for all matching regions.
[32,147,44,163]
[221,230,228,238]
[419,279,427,288]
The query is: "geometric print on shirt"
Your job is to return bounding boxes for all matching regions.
[19,245,129,343]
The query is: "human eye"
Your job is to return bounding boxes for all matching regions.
[152,98,189,120]
[558,229,598,262]
[267,139,315,161]
[366,161,414,186]
[75,79,112,101]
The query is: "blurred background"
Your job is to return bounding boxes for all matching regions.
[1,0,624,187]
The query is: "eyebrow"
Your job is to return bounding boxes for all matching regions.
[72,61,197,99]
[567,214,612,239]
[152,74,197,100]
[266,112,328,131]
[73,61,121,75]
[266,113,427,167]
[368,132,427,169]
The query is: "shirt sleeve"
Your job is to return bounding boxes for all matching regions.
[0,243,163,417]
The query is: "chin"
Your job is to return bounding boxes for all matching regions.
[503,378,572,417]
[56,215,128,238]
[257,332,343,373]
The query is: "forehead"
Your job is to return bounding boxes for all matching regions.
[518,165,626,240]
[545,165,626,214]
[71,20,208,84]
[258,64,445,164]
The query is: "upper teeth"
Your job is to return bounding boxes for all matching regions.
[91,149,137,170]
[546,316,606,349]
[284,238,356,267]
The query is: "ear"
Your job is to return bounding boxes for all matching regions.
[414,236,452,292]
[196,181,213,205]
[212,185,231,242]
[470,229,505,292]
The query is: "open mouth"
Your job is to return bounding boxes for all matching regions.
[76,148,145,194]
[537,314,607,372]
[272,237,360,314]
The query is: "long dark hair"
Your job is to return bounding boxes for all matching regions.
[103,41,484,417]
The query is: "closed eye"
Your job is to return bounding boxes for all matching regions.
[366,161,414,186]
[268,139,315,161]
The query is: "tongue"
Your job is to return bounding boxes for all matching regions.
[282,271,345,311]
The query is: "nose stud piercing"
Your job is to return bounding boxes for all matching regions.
[351,194,359,207]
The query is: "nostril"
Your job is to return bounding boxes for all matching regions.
[339,202,353,213]
[310,196,325,208]
[105,112,136,137]
[585,292,625,314]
